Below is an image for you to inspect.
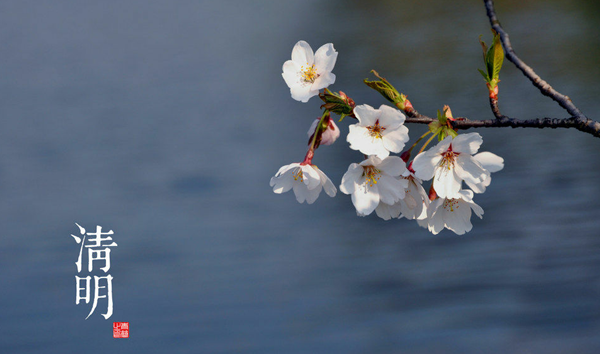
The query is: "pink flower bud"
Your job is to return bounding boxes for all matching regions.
[307,116,340,146]
[400,150,411,163]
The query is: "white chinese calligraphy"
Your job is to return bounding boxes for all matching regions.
[71,223,117,319]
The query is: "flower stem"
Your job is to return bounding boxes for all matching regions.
[417,132,438,155]
[302,110,330,165]
[408,130,432,153]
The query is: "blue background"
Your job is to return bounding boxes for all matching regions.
[1,0,600,353]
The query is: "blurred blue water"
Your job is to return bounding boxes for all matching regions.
[1,0,600,353]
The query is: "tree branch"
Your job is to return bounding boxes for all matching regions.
[481,0,600,138]
[405,115,600,137]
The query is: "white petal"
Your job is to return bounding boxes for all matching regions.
[311,72,335,91]
[457,189,475,202]
[270,163,298,193]
[347,126,388,158]
[290,85,318,103]
[403,188,418,210]
[377,174,406,204]
[427,199,445,235]
[412,150,442,181]
[376,202,402,220]
[433,166,462,199]
[377,156,406,177]
[346,125,368,149]
[340,163,362,194]
[381,125,410,154]
[399,181,422,219]
[351,183,380,216]
[464,172,490,194]
[305,184,323,204]
[416,201,429,220]
[443,199,472,235]
[314,43,337,74]
[469,200,484,218]
[455,155,487,184]
[315,167,337,197]
[292,182,309,203]
[272,163,299,178]
[360,155,383,167]
[433,136,453,154]
[451,133,483,154]
[353,104,378,126]
[291,40,314,65]
[301,165,321,190]
[378,104,405,129]
[282,60,300,88]
[270,174,293,194]
[417,216,430,230]
[474,151,504,173]
[366,142,390,159]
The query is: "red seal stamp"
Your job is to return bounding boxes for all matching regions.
[113,322,129,338]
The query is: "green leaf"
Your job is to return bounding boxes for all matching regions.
[428,120,441,132]
[437,109,447,125]
[478,35,488,59]
[485,42,495,79]
[491,32,504,81]
[364,70,402,105]
[479,30,504,88]
[478,68,490,82]
[437,129,446,141]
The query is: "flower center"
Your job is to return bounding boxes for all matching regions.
[363,165,381,187]
[440,150,458,170]
[300,63,319,84]
[443,198,460,212]
[366,120,386,139]
[292,168,304,182]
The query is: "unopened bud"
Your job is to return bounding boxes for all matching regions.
[487,83,499,100]
[443,105,454,120]
[319,89,355,118]
[428,184,438,201]
[400,150,411,163]
[307,115,340,146]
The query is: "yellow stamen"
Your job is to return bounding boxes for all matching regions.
[440,151,458,170]
[443,198,460,212]
[300,63,319,83]
[292,168,304,182]
[366,120,386,139]
[363,165,381,187]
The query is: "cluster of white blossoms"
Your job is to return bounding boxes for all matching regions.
[271,40,504,235]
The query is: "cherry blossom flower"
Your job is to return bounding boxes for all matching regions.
[411,133,503,199]
[398,172,430,220]
[282,40,338,103]
[307,116,340,146]
[347,104,409,159]
[374,171,429,221]
[340,155,407,216]
[426,189,484,235]
[469,151,504,193]
[374,200,402,220]
[270,163,336,204]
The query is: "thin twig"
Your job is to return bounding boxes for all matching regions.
[405,115,600,138]
[489,97,502,120]
[484,0,583,116]
[377,1,600,138]
[482,0,600,138]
